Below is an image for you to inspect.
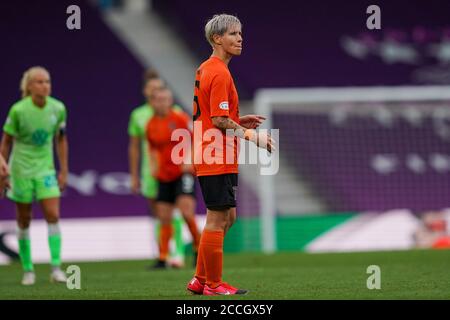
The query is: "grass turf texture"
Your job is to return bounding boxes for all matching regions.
[0,249,449,299]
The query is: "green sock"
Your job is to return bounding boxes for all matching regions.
[17,228,33,272]
[47,223,62,267]
[172,210,185,259]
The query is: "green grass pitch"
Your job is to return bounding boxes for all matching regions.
[1,249,449,299]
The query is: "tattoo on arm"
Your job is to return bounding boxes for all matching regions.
[212,116,243,131]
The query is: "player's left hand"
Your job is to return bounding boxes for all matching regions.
[58,171,68,192]
[0,159,10,197]
[240,114,266,129]
[0,176,10,198]
[0,156,9,177]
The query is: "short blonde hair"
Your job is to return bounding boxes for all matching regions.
[20,66,50,98]
[205,14,241,47]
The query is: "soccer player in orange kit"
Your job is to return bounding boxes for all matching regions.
[146,87,201,269]
[186,14,274,295]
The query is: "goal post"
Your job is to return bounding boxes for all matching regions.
[254,86,450,254]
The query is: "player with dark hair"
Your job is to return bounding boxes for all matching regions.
[128,70,187,268]
[146,87,201,269]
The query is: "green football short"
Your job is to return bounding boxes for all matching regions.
[7,174,61,203]
[141,175,159,199]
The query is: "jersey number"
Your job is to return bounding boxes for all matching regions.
[193,79,201,121]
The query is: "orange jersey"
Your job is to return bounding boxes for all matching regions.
[192,56,240,176]
[147,109,190,182]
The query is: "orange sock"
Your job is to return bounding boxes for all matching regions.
[195,234,206,284]
[159,224,173,261]
[201,230,224,288]
[185,217,201,252]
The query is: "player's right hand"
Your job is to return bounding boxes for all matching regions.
[58,171,68,192]
[131,175,140,194]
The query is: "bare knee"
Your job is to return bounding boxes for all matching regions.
[16,204,32,229]
[40,198,60,224]
[156,202,174,225]
[46,213,59,224]
[44,209,59,224]
[205,209,229,231]
[18,215,32,229]
[159,215,172,225]
[227,215,236,229]
[176,196,195,220]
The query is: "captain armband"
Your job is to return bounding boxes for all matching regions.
[58,122,67,136]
